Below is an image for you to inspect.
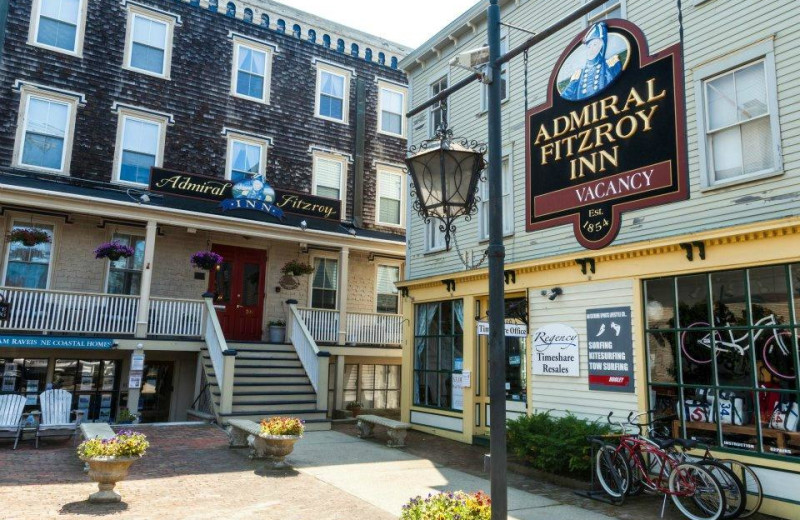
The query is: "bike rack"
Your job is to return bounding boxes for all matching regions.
[574,436,626,506]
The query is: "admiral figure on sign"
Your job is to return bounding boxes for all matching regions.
[560,22,622,101]
[232,174,276,202]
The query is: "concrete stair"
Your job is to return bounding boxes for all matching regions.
[200,342,331,431]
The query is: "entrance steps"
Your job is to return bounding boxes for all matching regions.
[201,343,331,431]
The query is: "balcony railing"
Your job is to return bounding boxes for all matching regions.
[0,287,204,337]
[296,307,403,346]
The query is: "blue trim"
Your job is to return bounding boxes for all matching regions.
[0,335,114,349]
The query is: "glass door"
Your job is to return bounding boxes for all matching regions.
[138,361,173,423]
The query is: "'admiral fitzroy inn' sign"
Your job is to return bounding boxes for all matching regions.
[526,20,688,249]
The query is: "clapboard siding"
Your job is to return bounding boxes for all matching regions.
[528,279,638,422]
[404,0,800,280]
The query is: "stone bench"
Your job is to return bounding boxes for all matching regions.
[79,423,116,472]
[227,419,271,459]
[356,414,411,448]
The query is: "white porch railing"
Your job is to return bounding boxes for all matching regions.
[296,307,339,344]
[148,297,204,337]
[347,312,403,345]
[286,303,329,411]
[0,287,139,334]
[202,296,235,416]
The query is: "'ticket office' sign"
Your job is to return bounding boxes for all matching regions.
[526,20,688,249]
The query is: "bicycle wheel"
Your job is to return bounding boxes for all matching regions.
[762,332,796,380]
[718,459,763,518]
[669,463,725,520]
[624,449,648,496]
[596,445,630,499]
[681,323,718,365]
[697,460,745,519]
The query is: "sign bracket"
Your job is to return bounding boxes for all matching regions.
[576,258,596,275]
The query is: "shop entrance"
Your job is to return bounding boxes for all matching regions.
[474,296,528,437]
[209,245,267,341]
[138,361,173,423]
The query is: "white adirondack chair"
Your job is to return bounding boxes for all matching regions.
[0,394,27,450]
[36,389,84,448]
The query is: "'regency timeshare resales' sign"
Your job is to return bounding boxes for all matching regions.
[525,20,688,249]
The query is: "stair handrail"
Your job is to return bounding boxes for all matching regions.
[202,294,237,415]
[285,301,329,400]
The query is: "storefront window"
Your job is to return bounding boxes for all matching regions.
[0,358,49,410]
[645,263,800,460]
[54,359,120,422]
[413,300,464,410]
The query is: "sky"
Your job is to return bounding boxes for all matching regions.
[278,0,479,48]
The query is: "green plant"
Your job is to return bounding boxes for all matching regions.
[268,320,286,327]
[506,411,613,480]
[260,416,304,436]
[116,409,138,423]
[346,401,364,410]
[77,430,149,458]
[401,491,491,520]
[281,260,314,277]
[8,228,50,247]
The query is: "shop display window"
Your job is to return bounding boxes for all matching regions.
[0,358,49,410]
[413,300,464,410]
[645,263,800,460]
[54,359,120,422]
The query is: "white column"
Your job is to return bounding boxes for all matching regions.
[134,220,157,338]
[337,247,349,345]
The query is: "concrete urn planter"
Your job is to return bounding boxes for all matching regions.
[80,456,140,503]
[251,434,301,469]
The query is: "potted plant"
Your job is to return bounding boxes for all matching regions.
[94,241,135,262]
[268,320,286,343]
[115,409,138,425]
[401,491,491,520]
[253,416,305,469]
[346,401,364,418]
[191,251,223,271]
[77,430,149,503]
[279,260,314,290]
[7,227,50,247]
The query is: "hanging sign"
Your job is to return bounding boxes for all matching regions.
[476,321,528,337]
[586,306,634,392]
[531,324,580,377]
[148,168,341,222]
[526,20,687,249]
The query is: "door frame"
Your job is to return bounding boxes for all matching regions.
[209,244,268,341]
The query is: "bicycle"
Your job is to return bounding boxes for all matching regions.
[681,313,798,380]
[595,412,726,520]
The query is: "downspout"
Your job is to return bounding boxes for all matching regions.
[0,0,9,64]
[353,76,367,227]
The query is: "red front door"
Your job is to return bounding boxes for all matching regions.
[208,245,267,341]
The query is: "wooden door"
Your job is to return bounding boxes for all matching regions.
[208,245,267,341]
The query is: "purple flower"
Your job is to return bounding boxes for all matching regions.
[94,241,135,260]
[191,251,223,270]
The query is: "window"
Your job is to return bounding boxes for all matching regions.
[231,37,273,103]
[14,88,78,174]
[413,300,464,410]
[378,81,406,137]
[587,0,623,22]
[226,135,267,183]
[311,257,338,309]
[697,43,781,187]
[53,359,120,422]
[376,168,404,227]
[312,152,347,214]
[3,222,54,289]
[29,0,87,55]
[377,265,400,314]
[106,233,145,295]
[479,155,513,239]
[481,33,508,111]
[124,7,175,78]
[429,75,448,137]
[315,63,350,123]
[645,264,800,460]
[359,364,400,408]
[425,221,446,253]
[113,110,167,186]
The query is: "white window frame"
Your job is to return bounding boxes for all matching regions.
[1,214,59,290]
[308,253,339,310]
[111,107,168,187]
[429,72,449,138]
[314,62,351,124]
[122,5,176,80]
[230,35,274,105]
[103,228,145,295]
[312,151,348,217]
[586,0,626,24]
[424,220,446,253]
[27,0,89,57]
[479,152,514,241]
[225,133,269,182]
[12,85,79,176]
[377,80,407,138]
[375,262,402,315]
[481,30,509,112]
[375,165,406,229]
[694,39,782,190]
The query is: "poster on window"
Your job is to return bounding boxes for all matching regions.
[79,376,94,391]
[77,395,91,411]
[586,306,634,392]
[531,324,580,377]
[451,374,464,411]
[2,376,16,392]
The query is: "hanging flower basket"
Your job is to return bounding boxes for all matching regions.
[94,241,135,261]
[8,228,50,247]
[281,260,314,277]
[191,251,223,271]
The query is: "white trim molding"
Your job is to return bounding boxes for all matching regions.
[314,61,352,125]
[229,34,275,105]
[27,0,89,58]
[122,3,177,80]
[377,79,408,138]
[111,106,169,188]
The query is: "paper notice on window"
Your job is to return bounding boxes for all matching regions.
[131,354,145,371]
[451,374,464,411]
[128,376,141,389]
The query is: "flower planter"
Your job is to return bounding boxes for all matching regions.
[350,407,362,418]
[80,456,140,503]
[251,434,301,469]
[268,325,286,344]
